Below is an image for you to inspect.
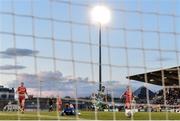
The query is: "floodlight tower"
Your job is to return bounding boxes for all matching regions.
[91,5,111,92]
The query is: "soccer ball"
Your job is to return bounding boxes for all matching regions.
[176,109,180,113]
[125,109,133,118]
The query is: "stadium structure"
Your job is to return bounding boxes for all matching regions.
[0,0,180,120]
[0,86,15,110]
[127,66,180,86]
[127,66,180,112]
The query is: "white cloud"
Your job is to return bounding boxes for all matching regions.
[9,71,142,97]
[0,65,26,70]
[0,48,39,58]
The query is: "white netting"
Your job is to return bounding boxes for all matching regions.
[0,0,180,120]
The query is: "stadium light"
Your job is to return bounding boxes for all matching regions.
[149,79,155,82]
[91,5,111,92]
[91,5,111,25]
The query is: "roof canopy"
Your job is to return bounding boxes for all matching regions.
[127,66,180,86]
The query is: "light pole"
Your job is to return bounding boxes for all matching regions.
[99,23,102,91]
[91,5,111,92]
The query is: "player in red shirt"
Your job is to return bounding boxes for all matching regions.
[16,82,28,113]
[56,96,62,112]
[123,86,133,109]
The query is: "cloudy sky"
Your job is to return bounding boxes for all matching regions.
[0,0,179,98]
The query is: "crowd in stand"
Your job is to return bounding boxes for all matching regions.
[153,87,180,106]
[166,87,180,105]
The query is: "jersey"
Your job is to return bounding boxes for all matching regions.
[123,89,133,109]
[17,86,27,98]
[49,98,53,106]
[124,89,133,103]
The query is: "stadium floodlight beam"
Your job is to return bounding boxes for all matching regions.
[91,5,111,92]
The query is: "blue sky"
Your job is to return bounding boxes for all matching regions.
[0,0,180,98]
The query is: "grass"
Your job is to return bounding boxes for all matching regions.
[0,111,180,120]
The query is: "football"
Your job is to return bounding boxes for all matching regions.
[125,109,133,118]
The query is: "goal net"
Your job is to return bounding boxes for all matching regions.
[0,0,179,120]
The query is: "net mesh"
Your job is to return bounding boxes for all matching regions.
[0,0,180,120]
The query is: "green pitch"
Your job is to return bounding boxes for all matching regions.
[0,111,180,120]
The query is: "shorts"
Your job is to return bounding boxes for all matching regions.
[125,101,132,109]
[19,96,25,104]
